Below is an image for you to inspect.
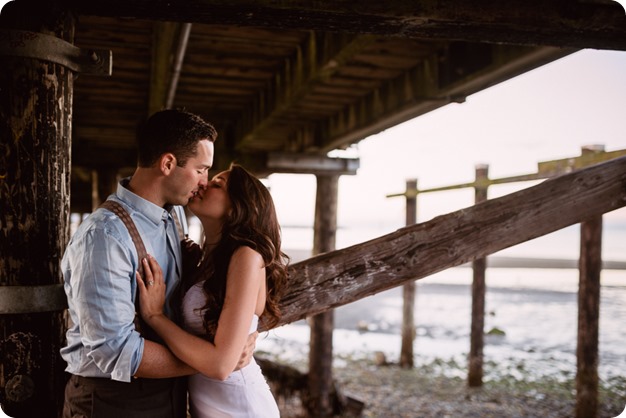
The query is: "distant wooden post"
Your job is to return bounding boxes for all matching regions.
[400,179,418,369]
[575,146,604,418]
[0,4,75,417]
[576,215,602,418]
[307,174,339,417]
[468,164,489,387]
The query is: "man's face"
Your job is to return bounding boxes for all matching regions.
[167,139,214,206]
[187,170,231,221]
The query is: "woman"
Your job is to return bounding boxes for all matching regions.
[136,163,289,417]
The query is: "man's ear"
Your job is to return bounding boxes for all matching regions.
[160,153,177,174]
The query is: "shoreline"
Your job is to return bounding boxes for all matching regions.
[266,356,626,418]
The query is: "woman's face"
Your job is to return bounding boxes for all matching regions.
[188,170,231,221]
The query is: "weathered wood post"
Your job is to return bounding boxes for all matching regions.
[400,179,417,369]
[468,164,489,387]
[576,214,602,418]
[575,146,604,418]
[307,174,339,417]
[0,3,74,417]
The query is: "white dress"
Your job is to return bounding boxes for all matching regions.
[182,281,280,418]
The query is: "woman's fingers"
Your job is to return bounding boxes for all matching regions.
[143,255,164,285]
[139,259,154,287]
[136,270,146,291]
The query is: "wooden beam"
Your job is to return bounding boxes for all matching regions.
[266,152,359,175]
[318,45,571,152]
[148,22,180,115]
[272,155,626,328]
[64,0,626,50]
[538,147,626,177]
[234,32,376,151]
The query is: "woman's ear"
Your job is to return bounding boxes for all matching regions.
[159,153,177,174]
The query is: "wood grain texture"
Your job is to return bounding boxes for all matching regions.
[273,156,626,328]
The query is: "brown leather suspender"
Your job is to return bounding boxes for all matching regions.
[99,199,184,340]
[99,200,184,271]
[99,200,149,274]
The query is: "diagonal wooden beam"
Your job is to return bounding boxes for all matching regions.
[148,22,179,115]
[65,0,626,50]
[271,155,626,328]
[234,32,377,151]
[148,22,191,115]
[316,45,572,152]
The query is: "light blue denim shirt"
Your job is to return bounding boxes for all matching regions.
[60,179,187,382]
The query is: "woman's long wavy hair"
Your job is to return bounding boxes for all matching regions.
[189,163,289,341]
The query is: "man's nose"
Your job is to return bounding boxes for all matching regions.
[198,175,209,188]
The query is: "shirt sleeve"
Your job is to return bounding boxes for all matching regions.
[66,226,143,382]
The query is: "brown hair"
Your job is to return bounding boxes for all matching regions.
[136,109,217,167]
[190,163,289,340]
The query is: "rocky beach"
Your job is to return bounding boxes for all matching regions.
[257,266,626,417]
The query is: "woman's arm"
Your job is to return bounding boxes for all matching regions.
[137,248,264,380]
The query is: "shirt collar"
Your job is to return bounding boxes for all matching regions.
[117,177,172,226]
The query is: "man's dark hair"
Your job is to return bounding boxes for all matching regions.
[136,109,218,167]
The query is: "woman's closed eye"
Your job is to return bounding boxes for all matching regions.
[209,175,228,188]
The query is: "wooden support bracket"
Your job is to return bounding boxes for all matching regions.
[267,152,360,175]
[0,30,112,75]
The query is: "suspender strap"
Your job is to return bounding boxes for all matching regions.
[171,210,186,239]
[99,199,183,342]
[99,200,149,274]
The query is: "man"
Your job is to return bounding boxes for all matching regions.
[61,109,255,418]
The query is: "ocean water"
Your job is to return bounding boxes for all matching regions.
[257,221,626,383]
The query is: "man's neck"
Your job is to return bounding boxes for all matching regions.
[128,168,166,208]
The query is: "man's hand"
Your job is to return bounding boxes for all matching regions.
[235,331,258,371]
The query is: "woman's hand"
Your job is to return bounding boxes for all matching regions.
[136,255,167,324]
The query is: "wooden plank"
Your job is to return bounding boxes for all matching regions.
[148,22,180,114]
[235,33,376,150]
[66,0,626,50]
[272,156,626,328]
[320,46,571,153]
[538,148,626,177]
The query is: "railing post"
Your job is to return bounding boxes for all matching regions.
[400,179,418,369]
[576,215,602,418]
[576,145,604,418]
[307,174,339,417]
[468,164,489,387]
